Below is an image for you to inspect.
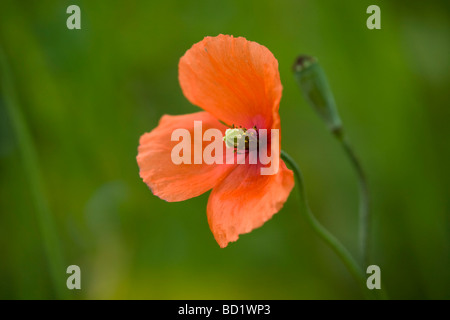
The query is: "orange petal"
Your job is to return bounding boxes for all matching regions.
[207,160,294,248]
[179,34,282,130]
[137,112,235,202]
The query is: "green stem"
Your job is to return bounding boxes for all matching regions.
[281,150,376,298]
[0,48,66,298]
[335,131,370,267]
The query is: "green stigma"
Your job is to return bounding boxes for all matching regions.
[223,127,258,152]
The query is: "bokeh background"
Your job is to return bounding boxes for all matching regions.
[0,0,449,299]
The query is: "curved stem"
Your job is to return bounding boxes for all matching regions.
[336,133,370,267]
[281,150,373,298]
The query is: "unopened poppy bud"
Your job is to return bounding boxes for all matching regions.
[293,55,342,136]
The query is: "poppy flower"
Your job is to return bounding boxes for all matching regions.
[137,34,294,248]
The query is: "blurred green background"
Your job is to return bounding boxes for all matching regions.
[0,0,449,299]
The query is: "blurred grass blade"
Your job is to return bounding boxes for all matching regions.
[0,48,67,299]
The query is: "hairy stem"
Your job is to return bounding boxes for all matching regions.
[335,131,370,268]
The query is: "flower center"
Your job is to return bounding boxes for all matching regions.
[223,125,258,153]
